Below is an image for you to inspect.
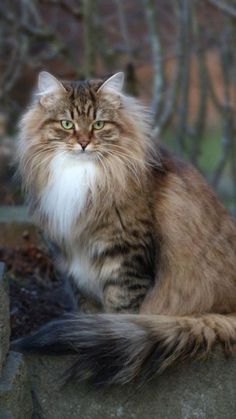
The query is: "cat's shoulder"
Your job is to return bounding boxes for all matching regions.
[151,144,200,187]
[151,144,230,222]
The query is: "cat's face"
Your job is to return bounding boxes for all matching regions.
[34,72,128,160]
[21,72,152,163]
[24,72,146,165]
[18,72,153,208]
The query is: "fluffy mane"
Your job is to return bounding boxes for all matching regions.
[17,72,158,240]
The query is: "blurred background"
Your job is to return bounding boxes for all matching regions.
[0,0,235,213]
[0,0,236,339]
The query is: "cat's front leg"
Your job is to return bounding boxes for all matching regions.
[99,239,155,313]
[69,278,103,313]
[102,276,152,314]
[78,293,103,313]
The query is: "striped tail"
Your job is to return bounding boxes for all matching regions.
[11,313,236,385]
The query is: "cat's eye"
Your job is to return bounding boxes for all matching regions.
[61,120,74,130]
[93,121,105,130]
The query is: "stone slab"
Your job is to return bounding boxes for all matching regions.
[0,409,14,419]
[0,206,30,224]
[0,351,32,419]
[25,350,236,419]
[0,263,10,375]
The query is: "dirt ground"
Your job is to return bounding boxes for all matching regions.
[0,232,74,339]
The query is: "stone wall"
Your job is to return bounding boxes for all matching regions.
[0,263,33,419]
[25,351,236,419]
[1,215,236,419]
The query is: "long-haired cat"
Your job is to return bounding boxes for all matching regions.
[13,71,236,385]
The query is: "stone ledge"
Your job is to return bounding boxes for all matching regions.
[0,262,10,375]
[0,206,30,224]
[0,351,32,419]
[0,409,14,419]
[25,350,236,419]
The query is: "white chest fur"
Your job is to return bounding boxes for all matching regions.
[68,245,123,303]
[39,152,98,238]
[68,251,102,301]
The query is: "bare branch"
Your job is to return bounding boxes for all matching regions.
[114,0,133,61]
[211,118,232,188]
[41,0,82,19]
[207,0,236,18]
[0,2,79,74]
[0,6,54,39]
[142,0,165,118]
[211,17,236,207]
[0,37,28,99]
[83,0,96,77]
[189,3,208,166]
[152,5,182,138]
[174,0,193,152]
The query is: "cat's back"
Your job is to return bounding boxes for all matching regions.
[151,146,236,256]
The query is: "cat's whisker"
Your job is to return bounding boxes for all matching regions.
[22,149,70,184]
[105,149,143,171]
[109,142,157,161]
[22,154,52,173]
[96,153,110,186]
[101,150,142,188]
[105,144,157,168]
[100,154,129,193]
[102,148,140,172]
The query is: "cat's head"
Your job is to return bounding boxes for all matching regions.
[18,72,154,202]
[33,71,128,156]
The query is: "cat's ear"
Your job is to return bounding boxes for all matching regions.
[38,71,65,95]
[97,72,124,94]
[37,71,66,107]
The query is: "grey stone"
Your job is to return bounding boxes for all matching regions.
[0,206,31,224]
[0,263,10,375]
[0,351,33,419]
[0,408,14,419]
[25,350,236,419]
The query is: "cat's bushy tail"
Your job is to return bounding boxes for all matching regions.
[11,313,236,385]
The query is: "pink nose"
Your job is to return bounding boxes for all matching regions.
[77,139,90,150]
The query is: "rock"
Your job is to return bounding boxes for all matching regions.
[25,350,236,419]
[0,206,31,224]
[0,263,10,374]
[0,351,32,419]
[0,134,15,182]
[0,408,14,419]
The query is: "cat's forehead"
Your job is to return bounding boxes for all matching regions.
[58,79,116,121]
[60,80,99,118]
[65,80,98,104]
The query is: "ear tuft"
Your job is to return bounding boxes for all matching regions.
[98,72,124,94]
[37,71,65,96]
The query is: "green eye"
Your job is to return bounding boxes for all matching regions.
[61,120,74,130]
[93,121,105,130]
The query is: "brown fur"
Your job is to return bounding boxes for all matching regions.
[142,151,236,316]
[13,72,236,385]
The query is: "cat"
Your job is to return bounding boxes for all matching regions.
[13,71,236,385]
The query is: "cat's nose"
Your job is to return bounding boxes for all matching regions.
[77,139,90,151]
